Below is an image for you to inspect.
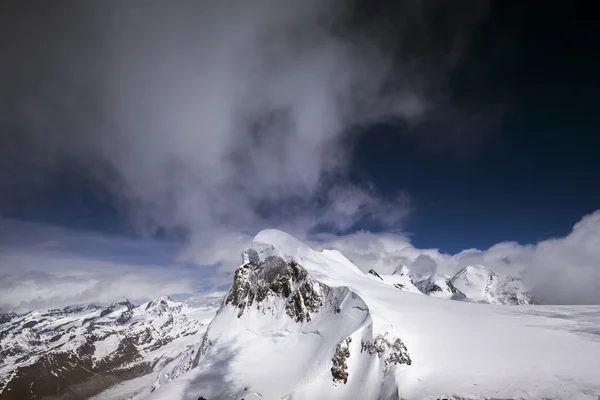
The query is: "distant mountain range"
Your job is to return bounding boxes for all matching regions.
[0,296,216,399]
[367,263,532,305]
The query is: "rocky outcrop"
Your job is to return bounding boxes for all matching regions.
[413,275,467,300]
[225,255,328,322]
[331,337,352,384]
[368,269,384,280]
[361,333,412,373]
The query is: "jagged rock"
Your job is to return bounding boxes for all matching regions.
[413,275,467,300]
[368,269,383,280]
[225,256,327,322]
[331,337,352,384]
[361,334,411,373]
[386,338,412,369]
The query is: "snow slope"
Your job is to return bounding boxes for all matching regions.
[145,229,600,400]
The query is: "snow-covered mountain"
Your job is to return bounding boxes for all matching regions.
[450,265,532,305]
[140,230,600,400]
[412,272,467,299]
[372,263,532,305]
[3,230,600,400]
[0,296,218,400]
[367,266,422,294]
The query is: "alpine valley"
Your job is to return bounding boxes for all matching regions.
[2,230,600,399]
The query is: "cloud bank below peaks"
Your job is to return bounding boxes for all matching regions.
[2,210,600,310]
[311,211,600,305]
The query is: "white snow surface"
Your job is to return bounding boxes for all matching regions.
[143,229,600,400]
[92,333,121,361]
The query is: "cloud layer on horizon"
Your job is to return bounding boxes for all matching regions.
[0,218,217,312]
[310,211,600,305]
[2,211,600,311]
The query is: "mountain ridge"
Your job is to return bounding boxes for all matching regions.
[0,295,216,400]
[368,262,533,305]
[142,229,600,400]
[2,229,600,399]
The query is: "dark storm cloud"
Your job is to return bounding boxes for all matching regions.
[0,0,493,262]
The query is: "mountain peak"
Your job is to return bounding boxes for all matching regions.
[157,232,595,400]
[450,265,531,305]
[393,264,410,276]
[143,295,181,314]
[251,229,312,259]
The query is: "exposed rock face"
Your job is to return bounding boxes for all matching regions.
[368,269,384,280]
[331,337,352,384]
[225,255,328,322]
[1,343,151,400]
[413,275,467,300]
[361,333,412,373]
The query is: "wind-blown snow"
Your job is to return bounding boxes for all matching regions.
[143,229,600,400]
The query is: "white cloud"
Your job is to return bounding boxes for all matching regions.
[310,211,600,305]
[0,219,210,312]
[520,211,600,305]
[410,254,438,276]
[308,231,420,275]
[0,269,194,313]
[0,1,493,266]
[3,2,525,310]
[3,211,600,311]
